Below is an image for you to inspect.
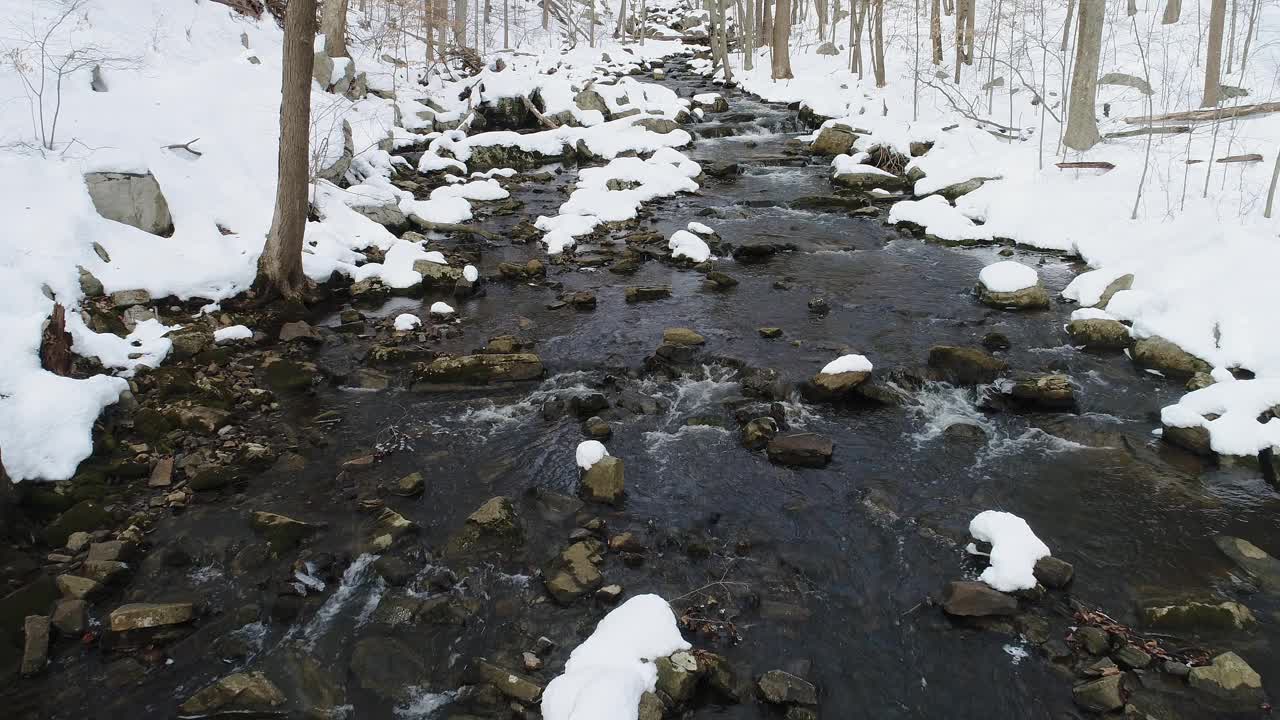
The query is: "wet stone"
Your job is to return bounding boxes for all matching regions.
[581,456,625,505]
[1076,626,1111,655]
[180,671,286,715]
[1072,674,1123,713]
[927,345,1009,384]
[21,615,50,676]
[109,602,194,631]
[656,651,700,703]
[250,511,319,551]
[391,471,425,497]
[742,416,779,450]
[1188,652,1264,708]
[473,658,543,703]
[1142,599,1256,632]
[1214,536,1280,593]
[57,574,103,600]
[1033,556,1074,588]
[766,433,833,468]
[543,542,603,603]
[625,285,672,302]
[52,598,88,635]
[757,669,818,705]
[759,327,783,339]
[941,581,1017,617]
[1114,644,1151,670]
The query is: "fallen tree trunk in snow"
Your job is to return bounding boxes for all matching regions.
[1105,125,1190,139]
[1217,153,1264,163]
[521,96,560,129]
[1056,161,1116,171]
[1123,101,1280,125]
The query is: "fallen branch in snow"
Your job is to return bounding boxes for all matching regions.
[520,95,560,129]
[1056,161,1116,171]
[1105,125,1190,139]
[40,304,72,377]
[1123,101,1280,125]
[163,138,202,156]
[1216,153,1263,163]
[407,215,497,239]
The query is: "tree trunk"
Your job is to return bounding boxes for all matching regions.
[762,0,773,48]
[964,0,975,63]
[953,0,967,82]
[742,0,755,69]
[503,0,509,47]
[1202,0,1226,107]
[1126,0,1136,16]
[930,0,942,64]
[816,0,829,39]
[617,0,627,40]
[40,303,73,377]
[453,0,468,46]
[1265,147,1279,218]
[322,0,349,57]
[1061,0,1076,50]
[1162,0,1181,24]
[1064,0,1103,151]
[872,0,885,86]
[257,0,317,302]
[717,0,734,82]
[771,0,793,78]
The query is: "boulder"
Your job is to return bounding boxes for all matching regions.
[1075,626,1111,655]
[1066,318,1131,350]
[810,126,856,156]
[1143,600,1256,632]
[445,497,523,556]
[581,456,625,505]
[51,598,87,635]
[741,417,779,450]
[1162,421,1214,456]
[391,472,425,497]
[109,602,194,631]
[84,171,174,236]
[180,672,286,715]
[543,541,603,603]
[1214,536,1280,593]
[811,370,870,397]
[638,691,666,720]
[110,289,151,309]
[1132,336,1210,377]
[1032,556,1074,588]
[656,651,700,703]
[977,281,1050,310]
[1008,374,1077,411]
[1188,651,1264,708]
[831,167,908,192]
[56,574,103,600]
[935,177,995,201]
[474,658,544,703]
[414,353,544,386]
[816,41,840,56]
[1094,273,1134,308]
[635,117,679,134]
[927,345,1008,384]
[757,669,817,705]
[1099,72,1154,95]
[1071,674,1123,713]
[626,285,672,303]
[21,615,49,676]
[413,259,464,288]
[766,433,834,468]
[315,119,354,183]
[574,88,610,117]
[940,581,1017,616]
[662,327,705,346]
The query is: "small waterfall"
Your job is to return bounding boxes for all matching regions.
[394,688,456,719]
[294,553,381,647]
[901,381,995,444]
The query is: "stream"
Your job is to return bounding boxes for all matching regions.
[10,59,1280,720]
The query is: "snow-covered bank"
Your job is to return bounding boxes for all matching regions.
[0,0,694,481]
[712,0,1280,458]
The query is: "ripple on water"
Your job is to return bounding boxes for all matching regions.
[395,689,455,719]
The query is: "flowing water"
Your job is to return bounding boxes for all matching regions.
[13,62,1280,720]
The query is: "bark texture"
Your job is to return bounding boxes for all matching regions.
[1063,0,1103,151]
[322,0,349,57]
[1202,0,1227,107]
[771,0,794,79]
[257,0,317,301]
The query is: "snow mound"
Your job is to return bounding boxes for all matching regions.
[1159,379,1280,456]
[576,440,609,470]
[968,510,1051,592]
[429,301,455,317]
[1069,307,1115,321]
[393,313,421,331]
[214,325,253,344]
[978,261,1038,293]
[463,265,479,282]
[687,221,714,235]
[820,354,873,375]
[541,594,691,720]
[668,230,711,263]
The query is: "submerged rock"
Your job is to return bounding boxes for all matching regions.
[109,602,194,632]
[446,497,523,557]
[21,615,49,676]
[626,285,672,303]
[1143,600,1257,632]
[414,353,544,386]
[757,669,817,705]
[474,658,543,703]
[1188,651,1264,708]
[250,511,319,551]
[940,581,1017,616]
[927,345,1008,384]
[543,541,603,603]
[766,433,834,468]
[1071,674,1123,713]
[1214,536,1280,593]
[741,417,779,450]
[180,672,286,715]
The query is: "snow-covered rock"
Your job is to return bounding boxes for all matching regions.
[576,440,609,470]
[541,594,691,720]
[393,313,421,331]
[213,325,253,344]
[429,301,455,318]
[667,230,710,263]
[976,261,1049,309]
[967,511,1051,592]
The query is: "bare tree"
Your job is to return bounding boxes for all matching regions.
[1063,0,1103,151]
[954,0,970,82]
[257,0,318,301]
[322,0,350,57]
[772,0,793,79]
[930,0,942,64]
[871,0,885,87]
[1201,0,1226,107]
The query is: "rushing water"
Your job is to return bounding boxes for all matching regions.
[15,62,1280,720]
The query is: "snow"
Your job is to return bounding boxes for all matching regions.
[968,511,1051,593]
[1069,308,1116,322]
[1160,379,1280,456]
[463,265,479,282]
[429,302,455,317]
[832,154,896,179]
[978,261,1039,293]
[820,354,873,375]
[393,313,421,331]
[667,230,711,263]
[686,221,714,235]
[1062,267,1133,307]
[575,440,609,470]
[541,594,691,720]
[214,325,253,344]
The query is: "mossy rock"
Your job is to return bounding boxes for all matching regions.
[189,467,237,492]
[43,500,114,547]
[133,407,174,441]
[20,487,75,517]
[262,359,318,394]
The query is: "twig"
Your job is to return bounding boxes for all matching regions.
[164,138,202,156]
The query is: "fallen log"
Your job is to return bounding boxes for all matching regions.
[1056,161,1116,171]
[1217,153,1264,163]
[1123,101,1280,125]
[520,95,560,130]
[408,214,497,240]
[40,303,73,377]
[1105,125,1190,139]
